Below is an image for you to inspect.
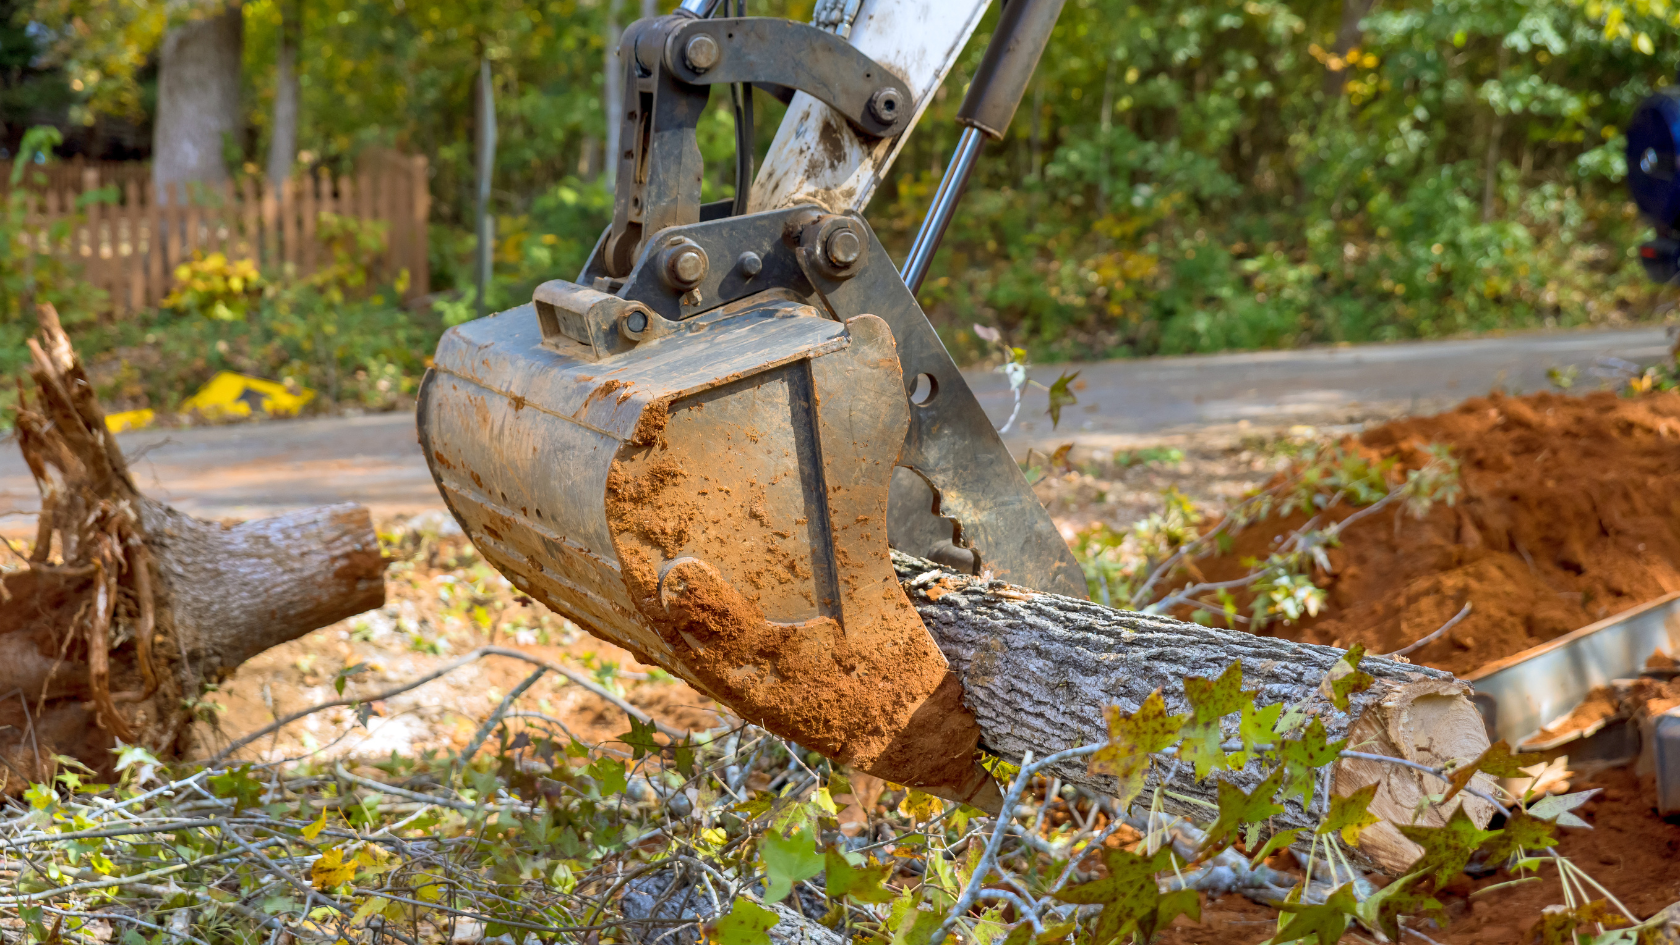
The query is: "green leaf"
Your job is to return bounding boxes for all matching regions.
[1054,846,1180,944]
[1526,789,1599,829]
[334,662,369,696]
[1480,808,1556,867]
[1047,370,1080,429]
[208,765,265,813]
[1271,883,1360,945]
[586,757,627,797]
[1155,888,1201,929]
[1318,645,1374,711]
[1089,689,1186,807]
[1201,768,1287,855]
[1180,662,1255,778]
[1237,700,1285,752]
[711,897,779,945]
[1275,717,1346,808]
[1443,740,1541,803]
[619,715,661,760]
[674,741,697,778]
[824,847,896,903]
[1396,806,1501,885]
[1352,871,1443,942]
[1317,783,1381,845]
[1248,827,1304,867]
[760,823,824,903]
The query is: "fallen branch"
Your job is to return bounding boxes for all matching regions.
[1384,602,1473,659]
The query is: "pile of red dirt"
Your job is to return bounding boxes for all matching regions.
[1192,389,1680,676]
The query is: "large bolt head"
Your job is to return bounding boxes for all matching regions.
[663,244,709,288]
[684,34,721,72]
[825,228,863,267]
[868,88,902,125]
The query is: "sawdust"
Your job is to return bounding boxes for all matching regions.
[1190,390,1680,676]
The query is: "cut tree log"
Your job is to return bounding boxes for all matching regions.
[892,552,1495,875]
[0,306,386,791]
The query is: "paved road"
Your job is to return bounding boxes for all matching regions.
[2,326,1669,530]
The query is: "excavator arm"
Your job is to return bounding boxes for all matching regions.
[417,0,1070,807]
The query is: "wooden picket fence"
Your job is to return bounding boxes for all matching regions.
[7,150,430,315]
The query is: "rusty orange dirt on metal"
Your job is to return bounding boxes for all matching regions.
[418,291,1002,808]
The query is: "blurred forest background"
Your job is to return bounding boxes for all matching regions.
[4,0,1680,416]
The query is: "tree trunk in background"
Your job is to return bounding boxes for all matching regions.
[1482,45,1510,223]
[265,0,300,190]
[604,0,623,189]
[154,3,244,195]
[1321,0,1378,101]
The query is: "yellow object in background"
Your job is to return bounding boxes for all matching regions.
[178,372,315,420]
[104,409,155,433]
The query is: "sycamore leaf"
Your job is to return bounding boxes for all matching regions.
[1526,789,1599,829]
[1180,662,1255,778]
[1089,690,1186,807]
[824,847,896,903]
[1271,883,1360,945]
[311,847,357,889]
[1047,371,1080,429]
[1201,768,1287,856]
[1318,784,1381,845]
[1444,740,1541,803]
[208,766,264,814]
[1053,846,1180,944]
[1480,809,1557,867]
[761,823,824,903]
[711,898,779,945]
[1396,806,1501,885]
[1249,827,1304,867]
[619,715,661,760]
[1276,718,1346,808]
[674,741,697,778]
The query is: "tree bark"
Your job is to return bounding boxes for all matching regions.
[0,306,385,793]
[154,3,244,195]
[264,0,301,190]
[892,553,1494,875]
[1322,0,1378,100]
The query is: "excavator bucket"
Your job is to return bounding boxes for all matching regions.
[421,287,1009,806]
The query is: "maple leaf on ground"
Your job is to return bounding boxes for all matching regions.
[711,898,780,945]
[1318,783,1381,845]
[1396,806,1501,886]
[1270,883,1361,945]
[1053,846,1181,944]
[1089,689,1186,807]
[824,847,896,903]
[311,846,356,889]
[761,823,825,903]
[1276,717,1346,807]
[1180,661,1256,778]
[1200,768,1287,856]
[1479,808,1556,868]
[1442,740,1542,803]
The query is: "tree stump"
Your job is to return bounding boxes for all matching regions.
[0,306,386,790]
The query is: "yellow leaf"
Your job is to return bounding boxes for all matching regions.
[312,847,356,889]
[898,790,943,823]
[1637,30,1656,53]
[301,807,329,840]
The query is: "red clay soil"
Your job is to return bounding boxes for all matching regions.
[1191,390,1680,677]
